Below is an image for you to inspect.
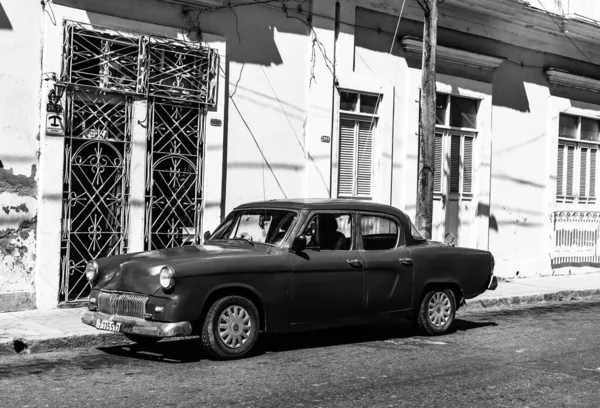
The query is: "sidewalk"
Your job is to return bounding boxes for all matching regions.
[2,272,600,356]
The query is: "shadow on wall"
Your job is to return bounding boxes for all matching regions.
[0,3,12,30]
[477,202,498,232]
[79,0,313,67]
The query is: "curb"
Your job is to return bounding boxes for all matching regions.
[465,289,600,310]
[0,332,124,356]
[2,290,600,356]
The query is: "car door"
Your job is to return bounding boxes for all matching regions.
[358,213,414,313]
[290,211,365,323]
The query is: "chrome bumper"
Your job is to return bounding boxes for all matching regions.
[488,275,498,291]
[82,311,192,337]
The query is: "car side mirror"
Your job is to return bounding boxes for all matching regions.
[203,231,211,241]
[291,235,307,253]
[444,232,455,247]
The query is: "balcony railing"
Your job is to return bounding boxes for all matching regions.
[534,0,600,22]
[552,211,600,268]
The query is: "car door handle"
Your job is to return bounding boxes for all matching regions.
[399,258,413,266]
[346,259,363,268]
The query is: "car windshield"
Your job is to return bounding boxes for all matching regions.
[209,209,298,246]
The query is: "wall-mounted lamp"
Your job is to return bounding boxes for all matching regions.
[47,82,66,114]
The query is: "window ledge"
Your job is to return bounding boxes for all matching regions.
[546,68,600,93]
[401,37,505,70]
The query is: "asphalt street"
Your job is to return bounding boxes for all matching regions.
[2,300,600,408]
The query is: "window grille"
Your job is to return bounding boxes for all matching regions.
[61,21,219,105]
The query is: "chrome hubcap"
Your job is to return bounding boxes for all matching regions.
[218,305,252,349]
[428,292,451,327]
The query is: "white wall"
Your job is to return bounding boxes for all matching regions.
[0,0,44,311]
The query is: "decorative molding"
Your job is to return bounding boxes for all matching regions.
[400,37,505,70]
[545,68,600,93]
[160,0,223,8]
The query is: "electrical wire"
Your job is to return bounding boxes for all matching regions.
[535,0,600,75]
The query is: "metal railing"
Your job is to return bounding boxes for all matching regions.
[552,211,600,267]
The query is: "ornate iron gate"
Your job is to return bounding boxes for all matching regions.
[58,21,217,303]
[145,100,205,250]
[60,90,132,302]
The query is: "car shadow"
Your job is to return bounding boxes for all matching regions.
[99,337,206,364]
[450,318,498,333]
[98,317,497,363]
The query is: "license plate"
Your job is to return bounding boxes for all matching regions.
[95,319,122,333]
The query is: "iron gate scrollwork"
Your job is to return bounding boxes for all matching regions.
[60,89,132,303]
[145,100,205,250]
[58,21,217,303]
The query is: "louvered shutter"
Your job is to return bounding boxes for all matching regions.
[433,134,443,193]
[463,136,473,194]
[567,145,575,196]
[356,121,374,197]
[580,147,589,197]
[449,135,461,193]
[557,144,564,196]
[338,119,356,197]
[591,149,597,198]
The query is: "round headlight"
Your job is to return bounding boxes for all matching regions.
[85,260,98,283]
[159,266,175,290]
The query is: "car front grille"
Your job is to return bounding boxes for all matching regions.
[97,290,149,319]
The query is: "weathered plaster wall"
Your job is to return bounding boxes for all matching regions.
[0,0,43,311]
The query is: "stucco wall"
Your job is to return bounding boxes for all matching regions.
[351,3,600,277]
[0,0,43,311]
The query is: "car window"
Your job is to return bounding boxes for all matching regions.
[360,215,402,250]
[211,209,297,245]
[410,220,426,241]
[303,213,352,251]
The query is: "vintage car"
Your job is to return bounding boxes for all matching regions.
[82,199,498,359]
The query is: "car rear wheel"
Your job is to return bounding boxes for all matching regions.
[416,288,456,335]
[123,333,162,345]
[201,295,260,360]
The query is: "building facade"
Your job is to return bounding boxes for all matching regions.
[1,0,600,311]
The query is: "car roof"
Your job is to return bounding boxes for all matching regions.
[235,198,408,217]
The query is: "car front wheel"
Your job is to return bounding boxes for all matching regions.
[416,288,456,335]
[201,295,260,360]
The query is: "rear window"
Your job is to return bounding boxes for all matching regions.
[360,215,400,250]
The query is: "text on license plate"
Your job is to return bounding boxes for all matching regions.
[95,319,121,332]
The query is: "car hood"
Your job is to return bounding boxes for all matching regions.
[97,241,281,294]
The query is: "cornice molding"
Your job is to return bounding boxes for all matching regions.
[545,68,600,92]
[160,0,223,8]
[401,37,505,70]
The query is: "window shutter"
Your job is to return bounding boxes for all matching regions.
[338,118,356,197]
[580,147,588,197]
[557,144,564,196]
[356,121,374,197]
[591,149,597,198]
[463,136,473,194]
[567,145,575,196]
[433,134,443,193]
[449,135,461,193]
